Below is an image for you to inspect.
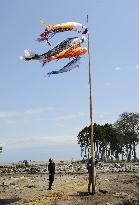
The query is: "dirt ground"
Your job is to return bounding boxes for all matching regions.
[0,168,139,205]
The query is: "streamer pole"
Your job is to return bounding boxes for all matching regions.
[87,14,96,195]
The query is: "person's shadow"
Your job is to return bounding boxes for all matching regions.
[78,191,90,196]
[69,191,90,197]
[0,197,21,205]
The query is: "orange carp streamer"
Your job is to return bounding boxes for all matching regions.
[46,46,87,63]
[55,46,87,60]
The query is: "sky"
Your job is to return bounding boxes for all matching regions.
[0,0,139,162]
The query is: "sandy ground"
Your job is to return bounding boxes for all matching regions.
[0,168,139,205]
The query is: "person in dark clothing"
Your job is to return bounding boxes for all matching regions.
[87,157,93,193]
[48,158,55,190]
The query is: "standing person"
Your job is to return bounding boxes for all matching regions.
[87,157,93,193]
[48,158,55,190]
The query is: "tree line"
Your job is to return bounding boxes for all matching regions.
[77,112,139,162]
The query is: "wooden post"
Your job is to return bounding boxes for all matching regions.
[87,14,96,195]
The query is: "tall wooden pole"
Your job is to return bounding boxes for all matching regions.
[87,14,96,195]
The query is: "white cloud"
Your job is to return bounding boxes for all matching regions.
[0,111,118,150]
[51,111,116,127]
[106,82,111,86]
[0,107,89,123]
[4,120,17,124]
[0,107,54,119]
[1,135,76,150]
[77,112,89,117]
[53,114,77,121]
[24,107,54,115]
[135,65,139,69]
[0,112,19,118]
[53,112,89,122]
[114,66,121,71]
[24,108,48,115]
[94,112,117,124]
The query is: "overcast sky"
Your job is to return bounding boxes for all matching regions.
[0,0,139,162]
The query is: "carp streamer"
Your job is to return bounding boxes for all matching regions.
[20,20,88,75]
[47,57,81,76]
[20,36,87,66]
[38,20,88,45]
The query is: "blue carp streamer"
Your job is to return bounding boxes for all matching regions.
[47,57,81,76]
